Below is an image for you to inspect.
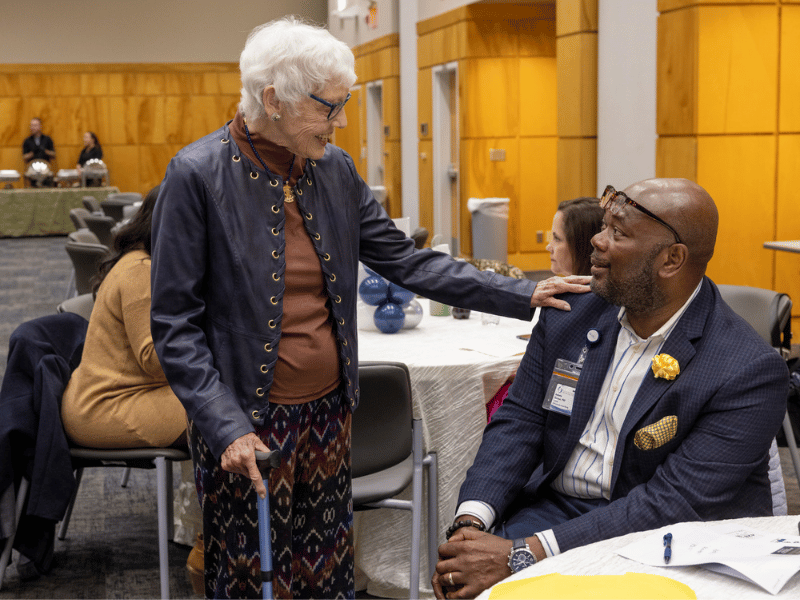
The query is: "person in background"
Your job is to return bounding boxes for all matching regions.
[150,16,589,600]
[76,131,104,186]
[61,185,187,450]
[433,178,788,599]
[22,117,56,187]
[546,197,604,277]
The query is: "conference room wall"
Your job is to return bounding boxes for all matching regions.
[0,63,240,194]
[656,1,800,329]
[415,3,557,268]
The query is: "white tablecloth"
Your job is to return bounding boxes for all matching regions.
[477,516,800,600]
[355,299,533,599]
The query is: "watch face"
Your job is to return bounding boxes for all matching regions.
[510,549,536,573]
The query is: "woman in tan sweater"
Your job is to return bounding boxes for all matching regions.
[61,185,187,448]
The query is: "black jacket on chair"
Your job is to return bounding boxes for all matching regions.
[0,312,87,569]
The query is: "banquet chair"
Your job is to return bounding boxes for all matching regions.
[353,362,438,599]
[67,229,101,245]
[64,241,108,296]
[716,284,800,492]
[57,447,191,599]
[68,208,91,231]
[81,196,102,215]
[83,213,116,248]
[56,293,95,322]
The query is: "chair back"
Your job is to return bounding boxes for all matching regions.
[717,284,792,357]
[84,213,117,248]
[82,196,102,214]
[68,229,101,245]
[69,207,91,231]
[105,192,143,203]
[57,293,95,321]
[352,362,413,478]
[64,241,108,295]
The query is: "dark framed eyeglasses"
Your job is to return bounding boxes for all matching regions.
[308,92,351,120]
[600,185,682,245]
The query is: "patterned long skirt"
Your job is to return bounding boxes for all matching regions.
[189,389,354,599]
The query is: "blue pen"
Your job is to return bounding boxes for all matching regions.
[663,532,672,564]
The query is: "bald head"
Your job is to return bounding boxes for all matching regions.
[623,178,718,274]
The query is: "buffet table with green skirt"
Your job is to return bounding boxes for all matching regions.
[0,187,120,237]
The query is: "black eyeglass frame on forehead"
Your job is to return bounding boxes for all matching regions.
[308,92,351,120]
[600,185,682,245]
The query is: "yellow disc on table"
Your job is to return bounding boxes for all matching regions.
[488,572,696,599]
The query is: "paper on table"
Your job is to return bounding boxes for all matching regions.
[617,522,800,595]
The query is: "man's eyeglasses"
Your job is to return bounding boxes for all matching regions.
[308,92,351,120]
[600,185,682,245]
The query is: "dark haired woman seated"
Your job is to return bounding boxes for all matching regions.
[61,185,187,448]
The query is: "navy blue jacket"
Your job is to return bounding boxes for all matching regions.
[458,278,788,552]
[150,122,537,459]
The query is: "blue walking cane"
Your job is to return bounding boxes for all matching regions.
[254,450,280,600]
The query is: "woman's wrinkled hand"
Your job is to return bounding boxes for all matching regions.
[220,432,271,498]
[530,275,591,311]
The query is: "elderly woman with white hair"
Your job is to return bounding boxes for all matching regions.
[149,16,588,599]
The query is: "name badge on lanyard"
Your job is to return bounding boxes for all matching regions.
[541,329,600,416]
[542,358,581,415]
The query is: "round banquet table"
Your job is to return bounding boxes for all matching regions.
[354,299,534,599]
[477,516,800,600]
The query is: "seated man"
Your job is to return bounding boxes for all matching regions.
[22,117,56,187]
[433,178,788,599]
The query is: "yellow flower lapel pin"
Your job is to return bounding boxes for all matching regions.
[651,354,679,380]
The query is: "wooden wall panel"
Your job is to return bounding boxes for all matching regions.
[518,137,558,256]
[556,33,597,138]
[557,0,598,36]
[657,7,698,136]
[519,58,557,137]
[384,140,402,219]
[333,86,364,180]
[655,136,698,181]
[418,68,432,142]
[0,62,239,194]
[780,6,800,132]
[557,137,597,203]
[697,135,776,289]
[461,58,520,139]
[775,134,800,329]
[696,5,778,134]
[418,139,434,233]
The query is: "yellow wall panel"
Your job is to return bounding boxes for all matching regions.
[384,140,402,219]
[697,135,776,288]
[138,97,166,145]
[418,68,432,141]
[557,0,597,36]
[696,5,778,134]
[780,6,800,132]
[51,73,82,96]
[0,98,24,146]
[659,0,773,12]
[136,73,166,96]
[19,74,52,97]
[164,96,193,145]
[107,97,141,145]
[104,145,140,194]
[80,73,108,96]
[382,76,400,142]
[461,58,520,139]
[655,136,698,180]
[518,15,556,57]
[774,134,800,314]
[460,138,519,255]
[519,58,557,137]
[0,74,22,96]
[335,86,364,180]
[657,7,698,136]
[519,137,558,254]
[140,145,178,192]
[418,140,434,234]
[557,137,597,203]
[463,19,519,58]
[556,32,597,138]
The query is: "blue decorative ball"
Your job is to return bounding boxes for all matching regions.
[373,302,405,333]
[359,276,389,306]
[387,283,416,307]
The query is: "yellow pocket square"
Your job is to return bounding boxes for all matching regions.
[634,415,678,450]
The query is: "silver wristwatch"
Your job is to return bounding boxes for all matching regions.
[508,538,537,573]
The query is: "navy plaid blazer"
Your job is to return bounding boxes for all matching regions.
[458,277,789,553]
